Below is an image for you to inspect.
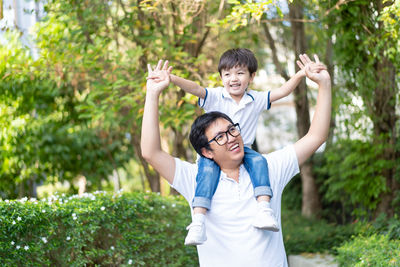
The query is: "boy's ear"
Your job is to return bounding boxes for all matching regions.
[201,147,214,160]
[249,72,256,82]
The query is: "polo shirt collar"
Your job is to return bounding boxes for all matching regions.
[221,87,254,106]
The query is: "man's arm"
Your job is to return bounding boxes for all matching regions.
[294,55,332,165]
[141,61,176,184]
[269,55,327,103]
[170,74,206,99]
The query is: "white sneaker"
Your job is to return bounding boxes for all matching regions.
[184,221,207,245]
[252,207,280,232]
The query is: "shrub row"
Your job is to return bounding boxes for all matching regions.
[0,191,198,266]
[336,234,400,266]
[282,208,355,255]
[335,214,400,266]
[2,190,398,266]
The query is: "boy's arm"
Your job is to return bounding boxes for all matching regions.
[294,55,331,165]
[269,70,305,103]
[269,54,327,103]
[170,74,207,99]
[141,61,176,184]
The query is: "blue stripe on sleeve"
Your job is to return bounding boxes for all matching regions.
[198,88,208,108]
[267,91,271,110]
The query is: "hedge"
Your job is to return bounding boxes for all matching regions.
[282,208,354,255]
[336,234,400,266]
[0,191,198,266]
[6,190,397,266]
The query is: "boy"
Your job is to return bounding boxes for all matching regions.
[149,49,326,246]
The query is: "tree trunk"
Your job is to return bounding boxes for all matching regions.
[78,175,87,196]
[132,135,161,192]
[372,53,398,217]
[0,0,3,20]
[112,169,120,192]
[289,0,321,218]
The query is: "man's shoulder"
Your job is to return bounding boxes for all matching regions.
[264,145,296,161]
[263,145,299,189]
[171,158,197,201]
[173,157,197,178]
[264,145,299,175]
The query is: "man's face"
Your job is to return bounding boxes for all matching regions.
[202,118,245,168]
[220,65,255,102]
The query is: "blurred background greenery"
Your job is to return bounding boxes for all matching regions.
[0,0,399,229]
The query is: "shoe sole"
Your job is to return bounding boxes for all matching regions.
[184,239,207,246]
[253,224,280,232]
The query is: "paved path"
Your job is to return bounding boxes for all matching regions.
[288,253,338,267]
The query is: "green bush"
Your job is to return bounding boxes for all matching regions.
[336,234,400,267]
[356,213,400,241]
[282,208,354,255]
[0,191,198,266]
[316,139,391,218]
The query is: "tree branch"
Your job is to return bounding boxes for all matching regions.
[261,22,289,81]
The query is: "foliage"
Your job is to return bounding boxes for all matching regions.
[315,138,392,218]
[0,191,197,266]
[218,0,279,30]
[355,213,400,241]
[1,0,265,196]
[319,0,399,216]
[335,234,400,267]
[0,31,134,198]
[282,208,354,255]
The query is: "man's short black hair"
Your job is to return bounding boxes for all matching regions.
[218,48,258,75]
[189,111,234,156]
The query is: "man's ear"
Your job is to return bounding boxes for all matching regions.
[200,147,214,160]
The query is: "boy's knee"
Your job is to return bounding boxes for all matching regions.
[248,156,264,165]
[203,166,218,175]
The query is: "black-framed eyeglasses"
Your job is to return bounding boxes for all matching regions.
[207,123,241,146]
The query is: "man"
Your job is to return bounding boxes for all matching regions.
[141,55,331,267]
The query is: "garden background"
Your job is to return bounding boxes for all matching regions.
[0,0,399,266]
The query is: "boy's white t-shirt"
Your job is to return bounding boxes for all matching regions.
[172,145,300,267]
[198,87,271,147]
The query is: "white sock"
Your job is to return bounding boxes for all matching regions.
[258,200,271,209]
[192,213,206,223]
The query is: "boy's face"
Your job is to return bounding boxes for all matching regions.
[220,65,256,102]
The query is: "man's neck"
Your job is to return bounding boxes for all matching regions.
[220,165,241,182]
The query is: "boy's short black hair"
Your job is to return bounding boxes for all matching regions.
[189,111,234,155]
[218,48,258,75]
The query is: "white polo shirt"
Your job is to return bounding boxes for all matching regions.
[198,87,271,147]
[172,145,299,267]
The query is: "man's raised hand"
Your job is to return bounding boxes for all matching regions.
[146,60,173,94]
[297,54,330,85]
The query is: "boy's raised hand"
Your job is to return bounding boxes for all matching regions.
[146,60,173,94]
[297,54,330,84]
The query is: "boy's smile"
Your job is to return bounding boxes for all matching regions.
[220,65,256,103]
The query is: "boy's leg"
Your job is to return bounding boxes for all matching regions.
[243,147,279,232]
[192,156,221,210]
[185,156,220,245]
[243,147,273,198]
